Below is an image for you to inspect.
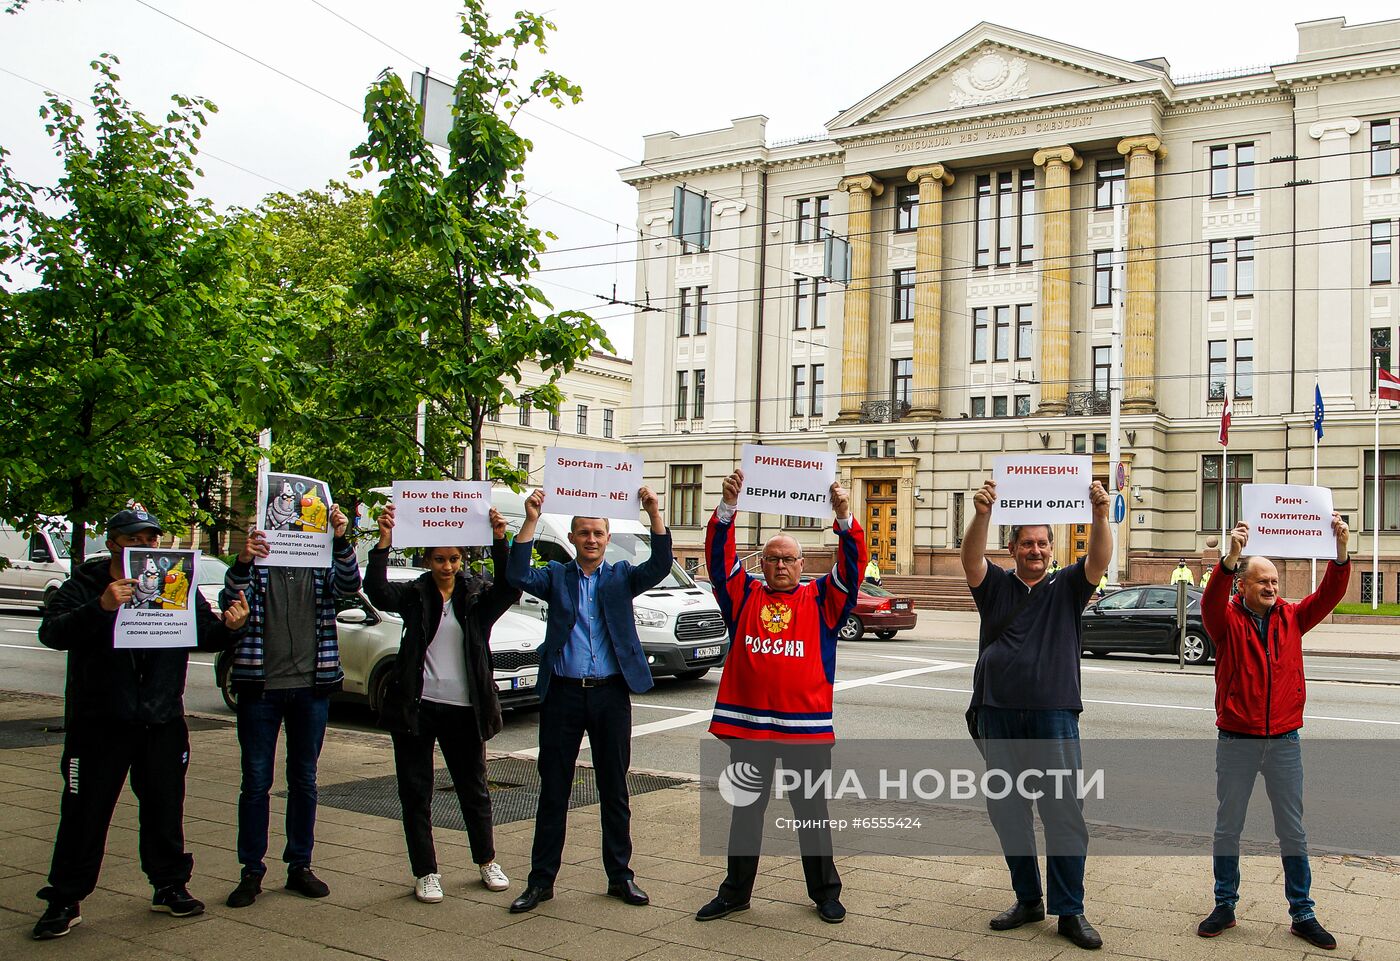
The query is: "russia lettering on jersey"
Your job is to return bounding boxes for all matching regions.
[704,509,867,742]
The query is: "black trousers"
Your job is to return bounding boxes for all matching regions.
[528,679,633,888]
[391,700,494,877]
[717,741,841,905]
[41,718,193,905]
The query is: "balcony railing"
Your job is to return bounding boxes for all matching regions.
[1066,390,1110,416]
[860,399,912,423]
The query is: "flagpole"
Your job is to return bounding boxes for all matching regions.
[1312,381,1319,592]
[1374,396,1381,612]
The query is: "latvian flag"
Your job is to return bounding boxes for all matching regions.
[1218,394,1231,446]
[1380,367,1400,403]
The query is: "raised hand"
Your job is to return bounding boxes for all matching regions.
[722,469,743,507]
[1089,481,1109,519]
[330,504,349,538]
[972,479,996,516]
[100,578,136,612]
[377,504,396,548]
[238,529,270,564]
[223,590,250,630]
[830,481,850,520]
[489,507,508,540]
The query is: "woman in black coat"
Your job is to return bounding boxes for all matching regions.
[364,503,521,904]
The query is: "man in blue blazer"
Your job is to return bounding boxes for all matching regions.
[505,486,672,913]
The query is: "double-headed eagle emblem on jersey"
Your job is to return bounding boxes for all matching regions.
[759,601,793,634]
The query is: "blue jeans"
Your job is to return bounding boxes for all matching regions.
[236,688,330,876]
[1213,730,1313,921]
[976,707,1089,917]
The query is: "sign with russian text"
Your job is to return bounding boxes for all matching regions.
[740,444,837,520]
[992,455,1094,525]
[257,472,333,568]
[390,481,492,548]
[1240,484,1335,559]
[542,448,643,521]
[115,548,198,649]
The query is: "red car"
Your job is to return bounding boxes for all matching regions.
[837,582,916,640]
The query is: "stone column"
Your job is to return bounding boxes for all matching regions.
[1310,118,1360,408]
[837,174,883,421]
[1031,146,1081,413]
[906,164,954,420]
[1118,135,1166,412]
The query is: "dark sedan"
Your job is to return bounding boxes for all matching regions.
[1081,585,1214,664]
[837,582,917,641]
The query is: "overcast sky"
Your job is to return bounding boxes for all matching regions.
[3,0,1397,357]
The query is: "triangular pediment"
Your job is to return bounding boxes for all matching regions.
[829,23,1167,131]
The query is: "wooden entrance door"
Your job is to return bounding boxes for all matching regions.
[862,480,898,574]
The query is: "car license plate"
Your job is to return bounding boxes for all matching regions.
[894,602,910,610]
[694,645,722,659]
[513,675,536,690]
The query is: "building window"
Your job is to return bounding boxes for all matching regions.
[883,439,896,458]
[970,396,986,418]
[675,371,688,420]
[1208,340,1227,400]
[1372,120,1398,177]
[1015,394,1031,417]
[1203,454,1253,532]
[796,195,830,242]
[486,401,500,422]
[1096,159,1125,210]
[518,404,531,427]
[1234,339,1253,399]
[603,409,614,438]
[893,268,915,322]
[1210,146,1230,198]
[994,305,1011,362]
[695,286,708,335]
[485,447,499,465]
[791,365,808,416]
[785,515,821,529]
[975,169,1035,267]
[1209,241,1229,298]
[866,440,878,458]
[1073,433,1087,454]
[517,452,530,474]
[576,405,589,434]
[895,184,919,233]
[891,358,912,408]
[813,279,828,329]
[549,410,560,432]
[812,364,825,416]
[1018,170,1036,262]
[673,186,711,251]
[997,172,1015,266]
[1365,450,1400,531]
[993,395,1009,418]
[1093,345,1111,393]
[1361,572,1385,605]
[678,288,692,336]
[1016,305,1033,361]
[1373,328,1393,388]
[1094,250,1113,308]
[693,369,705,419]
[1237,143,1256,195]
[975,175,992,267]
[794,280,809,330]
[670,464,702,527]
[1093,433,1107,453]
[1236,238,1254,297]
[1373,221,1393,284]
[972,307,988,362]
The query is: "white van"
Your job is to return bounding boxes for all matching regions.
[0,519,104,610]
[359,487,730,681]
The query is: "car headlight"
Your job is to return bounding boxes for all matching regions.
[633,606,666,628]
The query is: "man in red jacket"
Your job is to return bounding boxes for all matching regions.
[1196,515,1349,950]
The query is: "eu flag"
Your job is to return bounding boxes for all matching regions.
[1313,383,1325,440]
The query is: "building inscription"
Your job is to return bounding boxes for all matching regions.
[891,114,1093,154]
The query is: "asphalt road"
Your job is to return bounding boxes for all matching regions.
[4,608,1398,780]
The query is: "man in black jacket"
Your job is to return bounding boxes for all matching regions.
[32,508,249,940]
[364,503,521,903]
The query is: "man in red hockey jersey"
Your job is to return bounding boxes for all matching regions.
[695,468,866,926]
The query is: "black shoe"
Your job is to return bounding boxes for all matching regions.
[509,886,553,913]
[989,899,1045,930]
[817,899,846,924]
[151,885,204,917]
[32,903,81,940]
[1290,918,1337,950]
[1057,914,1104,950]
[285,866,329,899]
[1197,904,1236,937]
[606,879,649,906]
[226,872,262,908]
[695,895,750,922]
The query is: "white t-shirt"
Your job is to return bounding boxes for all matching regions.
[421,607,471,707]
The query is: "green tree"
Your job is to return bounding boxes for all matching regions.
[352,0,608,484]
[0,56,285,558]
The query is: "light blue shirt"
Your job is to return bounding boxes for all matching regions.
[557,567,621,679]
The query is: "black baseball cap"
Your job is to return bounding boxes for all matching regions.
[106,508,164,536]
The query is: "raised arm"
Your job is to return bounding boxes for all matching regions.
[1083,481,1112,587]
[628,486,673,594]
[818,481,867,630]
[362,504,416,613]
[1295,513,1351,633]
[505,489,551,599]
[1202,522,1247,641]
[476,508,524,626]
[960,479,995,589]
[330,504,362,595]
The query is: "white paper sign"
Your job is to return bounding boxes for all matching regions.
[992,455,1094,525]
[257,472,333,568]
[542,448,644,521]
[390,481,492,548]
[1241,484,1336,559]
[740,444,837,519]
[114,548,198,649]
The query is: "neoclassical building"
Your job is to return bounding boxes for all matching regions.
[620,18,1400,600]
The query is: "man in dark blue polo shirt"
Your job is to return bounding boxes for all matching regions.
[960,477,1111,951]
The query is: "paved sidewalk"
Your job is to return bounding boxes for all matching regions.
[2,689,1397,960]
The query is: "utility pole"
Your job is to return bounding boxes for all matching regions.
[1108,200,1126,585]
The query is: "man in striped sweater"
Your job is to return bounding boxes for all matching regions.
[219,503,361,909]
[696,468,866,925]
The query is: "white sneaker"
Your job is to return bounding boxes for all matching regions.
[479,861,509,892]
[414,873,444,903]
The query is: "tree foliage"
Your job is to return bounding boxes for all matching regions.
[351,0,609,484]
[0,56,285,557]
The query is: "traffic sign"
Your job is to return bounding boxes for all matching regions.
[1112,493,1127,524]
[1115,461,1127,492]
